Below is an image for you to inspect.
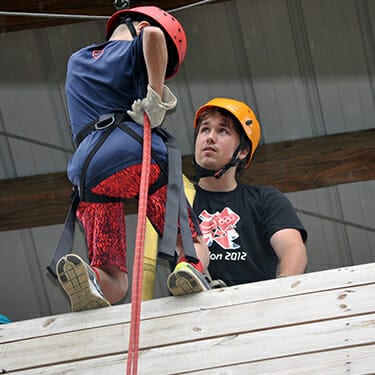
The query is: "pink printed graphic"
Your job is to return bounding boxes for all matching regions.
[199,207,240,249]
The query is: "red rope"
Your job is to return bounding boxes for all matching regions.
[126,113,151,375]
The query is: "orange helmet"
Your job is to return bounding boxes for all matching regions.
[106,6,187,79]
[194,98,261,167]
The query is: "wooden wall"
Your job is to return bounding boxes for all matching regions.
[1,262,374,374]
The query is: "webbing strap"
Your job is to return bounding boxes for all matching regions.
[157,131,198,263]
[80,127,115,202]
[75,113,131,148]
[178,173,198,263]
[47,189,79,278]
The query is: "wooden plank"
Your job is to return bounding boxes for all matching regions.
[194,345,375,375]
[0,172,138,232]
[1,129,374,231]
[1,283,374,372]
[1,262,374,344]
[12,345,375,375]
[136,314,375,374]
[214,128,375,192]
[4,313,375,374]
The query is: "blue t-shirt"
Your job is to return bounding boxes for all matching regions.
[65,32,167,189]
[193,184,308,286]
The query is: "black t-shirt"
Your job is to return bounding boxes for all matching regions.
[193,184,307,286]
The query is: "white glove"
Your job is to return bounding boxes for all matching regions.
[127,84,177,128]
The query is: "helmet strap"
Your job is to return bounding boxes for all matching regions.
[125,18,137,39]
[193,145,242,180]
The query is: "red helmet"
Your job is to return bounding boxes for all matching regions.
[106,6,187,79]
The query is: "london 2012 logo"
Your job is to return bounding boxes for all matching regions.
[199,207,240,250]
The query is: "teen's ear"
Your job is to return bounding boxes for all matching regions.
[238,147,250,162]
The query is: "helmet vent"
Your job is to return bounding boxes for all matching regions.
[246,120,253,126]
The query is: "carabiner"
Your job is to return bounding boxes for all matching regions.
[95,114,115,130]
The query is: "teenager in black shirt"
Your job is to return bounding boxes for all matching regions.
[191,98,308,286]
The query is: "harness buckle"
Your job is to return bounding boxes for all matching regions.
[95,114,116,130]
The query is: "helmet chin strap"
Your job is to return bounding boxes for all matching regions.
[193,145,241,180]
[125,18,137,39]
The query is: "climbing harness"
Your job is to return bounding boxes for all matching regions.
[47,112,198,278]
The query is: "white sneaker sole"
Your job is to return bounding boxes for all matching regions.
[56,254,110,312]
[167,267,210,296]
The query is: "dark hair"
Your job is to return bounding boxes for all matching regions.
[195,107,252,176]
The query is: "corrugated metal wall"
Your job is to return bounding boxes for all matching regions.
[0,0,374,322]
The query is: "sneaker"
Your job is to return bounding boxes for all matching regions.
[167,262,211,296]
[56,254,111,312]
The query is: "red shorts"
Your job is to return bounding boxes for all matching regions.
[76,164,199,273]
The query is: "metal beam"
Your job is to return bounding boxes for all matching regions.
[0,0,226,33]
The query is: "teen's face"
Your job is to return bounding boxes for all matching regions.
[194,111,241,171]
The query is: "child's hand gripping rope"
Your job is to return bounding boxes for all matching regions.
[127,84,177,128]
